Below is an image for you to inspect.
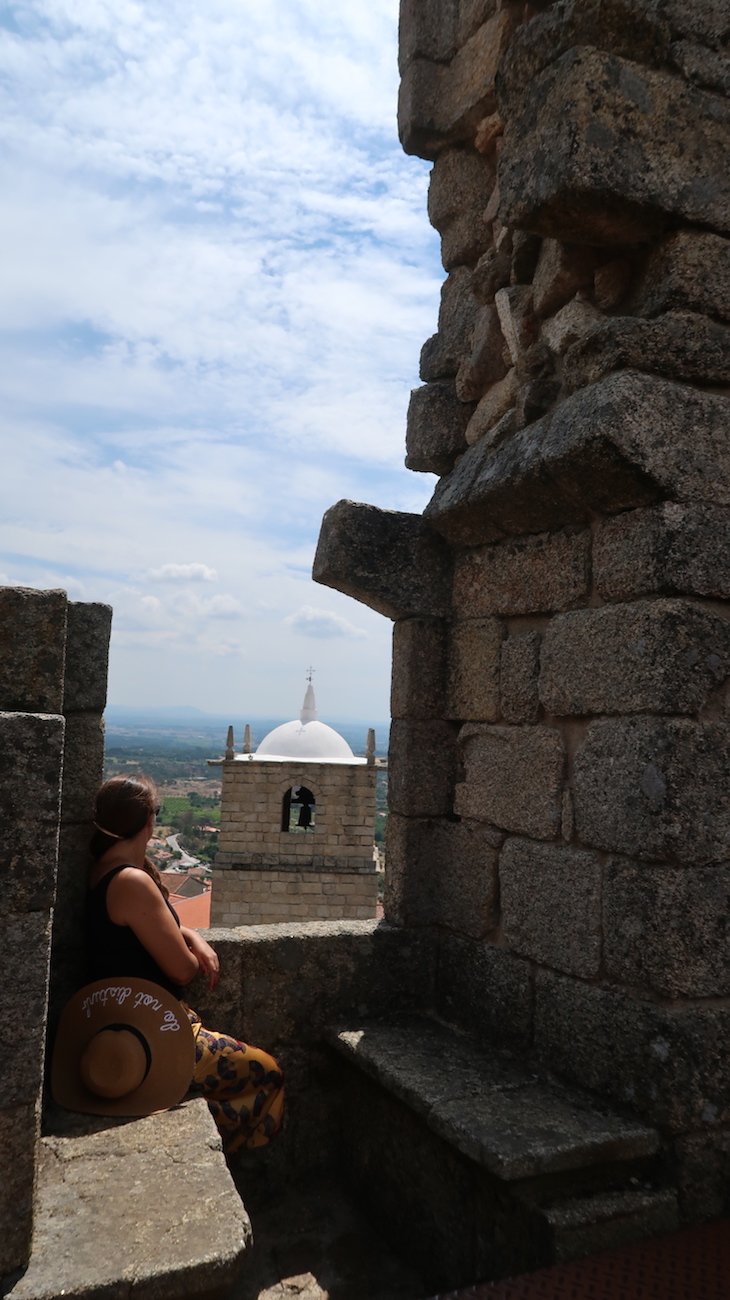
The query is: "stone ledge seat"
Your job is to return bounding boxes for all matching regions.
[326,1015,677,1287]
[7,1100,250,1300]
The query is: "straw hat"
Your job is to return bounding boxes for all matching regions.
[51,978,196,1117]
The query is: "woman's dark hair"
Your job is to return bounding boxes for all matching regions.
[90,775,168,899]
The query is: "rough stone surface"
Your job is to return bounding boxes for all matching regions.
[0,912,52,1106]
[573,718,730,864]
[60,711,105,824]
[510,231,541,287]
[455,724,564,838]
[194,922,432,1050]
[453,529,589,616]
[402,11,515,158]
[0,1103,37,1279]
[500,838,603,978]
[457,0,498,48]
[455,305,508,401]
[398,56,443,160]
[539,600,730,716]
[544,1189,679,1265]
[472,243,511,304]
[331,1055,493,1292]
[498,48,730,243]
[406,381,473,475]
[465,368,518,446]
[63,601,112,713]
[391,617,448,720]
[398,0,459,68]
[436,932,534,1051]
[427,146,494,269]
[425,372,730,546]
[0,587,67,713]
[630,229,730,321]
[534,969,730,1132]
[564,311,730,390]
[497,1,672,120]
[592,257,633,311]
[594,502,730,602]
[389,719,458,817]
[663,0,730,50]
[8,1102,250,1300]
[433,12,514,148]
[330,1017,658,1181]
[49,820,96,1024]
[446,617,503,720]
[674,1129,730,1222]
[313,500,452,619]
[532,240,598,317]
[420,266,480,380]
[494,286,537,366]
[541,296,603,356]
[384,813,501,936]
[670,38,730,97]
[603,862,730,999]
[0,712,63,913]
[500,632,541,725]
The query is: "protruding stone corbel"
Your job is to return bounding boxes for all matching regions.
[313,500,452,620]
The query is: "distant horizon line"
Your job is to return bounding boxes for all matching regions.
[106,704,391,727]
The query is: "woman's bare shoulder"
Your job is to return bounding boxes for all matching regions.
[105,865,162,901]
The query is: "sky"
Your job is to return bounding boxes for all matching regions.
[0,0,442,724]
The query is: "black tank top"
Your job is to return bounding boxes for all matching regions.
[86,865,183,999]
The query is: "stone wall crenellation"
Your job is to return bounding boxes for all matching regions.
[0,588,111,1278]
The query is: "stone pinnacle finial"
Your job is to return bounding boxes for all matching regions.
[225,725,234,760]
[301,671,318,724]
[366,728,376,765]
[243,723,252,754]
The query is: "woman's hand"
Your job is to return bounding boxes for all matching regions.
[182,928,221,989]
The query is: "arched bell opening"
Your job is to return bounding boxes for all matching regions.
[281,784,316,832]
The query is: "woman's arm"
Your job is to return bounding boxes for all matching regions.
[106,868,200,985]
[180,926,220,990]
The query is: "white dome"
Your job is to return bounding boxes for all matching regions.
[255,719,357,763]
[235,679,367,764]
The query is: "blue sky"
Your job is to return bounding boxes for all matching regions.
[0,0,442,722]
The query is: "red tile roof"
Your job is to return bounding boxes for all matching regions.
[169,889,211,929]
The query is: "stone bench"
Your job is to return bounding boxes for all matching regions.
[326,1016,677,1293]
[7,1100,250,1300]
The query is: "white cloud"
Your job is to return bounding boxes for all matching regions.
[147,563,218,583]
[0,0,441,718]
[204,594,242,619]
[285,605,367,640]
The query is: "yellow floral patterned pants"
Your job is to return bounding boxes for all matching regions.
[184,1006,284,1154]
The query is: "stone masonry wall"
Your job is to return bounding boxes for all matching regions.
[0,588,110,1282]
[213,869,378,926]
[315,0,730,1223]
[212,758,378,924]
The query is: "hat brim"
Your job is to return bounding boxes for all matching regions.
[52,978,195,1117]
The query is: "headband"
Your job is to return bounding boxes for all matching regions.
[92,821,125,839]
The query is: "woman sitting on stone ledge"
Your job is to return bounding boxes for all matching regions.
[86,774,284,1153]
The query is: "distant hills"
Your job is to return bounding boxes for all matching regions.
[105,705,390,758]
[106,705,232,727]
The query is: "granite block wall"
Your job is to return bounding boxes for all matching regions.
[0,588,110,1282]
[315,0,730,1222]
